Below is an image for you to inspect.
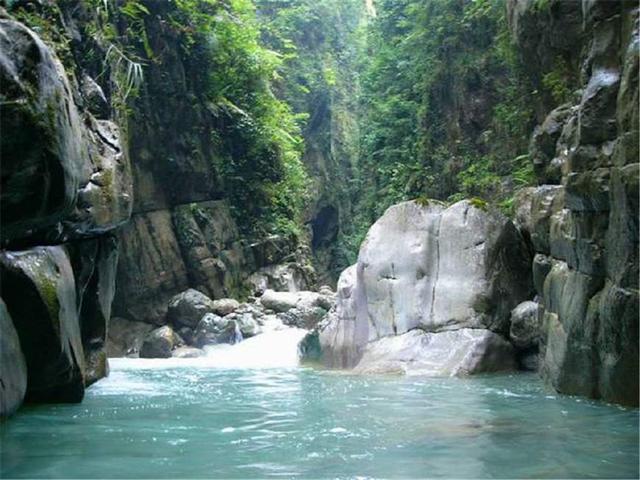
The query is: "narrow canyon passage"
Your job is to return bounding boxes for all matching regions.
[0,0,638,478]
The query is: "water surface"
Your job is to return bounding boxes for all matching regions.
[1,359,637,479]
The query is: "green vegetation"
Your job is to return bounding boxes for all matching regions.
[9,0,553,275]
[255,0,363,277]
[9,0,311,241]
[337,0,537,257]
[542,57,573,105]
[167,0,311,239]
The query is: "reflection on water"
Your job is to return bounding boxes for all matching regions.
[1,364,638,478]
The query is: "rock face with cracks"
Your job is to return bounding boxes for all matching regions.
[308,200,533,375]
[510,0,639,406]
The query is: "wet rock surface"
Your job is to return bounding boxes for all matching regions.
[0,10,132,415]
[0,300,27,417]
[139,326,182,359]
[193,314,241,349]
[106,317,154,358]
[306,200,532,374]
[0,247,85,403]
[167,289,217,329]
[510,0,639,405]
[353,329,516,376]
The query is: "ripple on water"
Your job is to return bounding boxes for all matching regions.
[0,366,638,479]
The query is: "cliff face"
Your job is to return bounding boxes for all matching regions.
[256,0,363,285]
[0,2,132,415]
[510,0,639,406]
[0,0,315,416]
[111,1,315,325]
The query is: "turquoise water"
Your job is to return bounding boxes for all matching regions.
[1,361,638,478]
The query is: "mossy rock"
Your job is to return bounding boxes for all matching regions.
[469,197,489,211]
[0,246,86,403]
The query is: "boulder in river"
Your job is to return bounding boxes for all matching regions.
[306,199,533,375]
[172,347,205,358]
[509,301,542,350]
[228,312,262,338]
[260,289,334,313]
[277,305,328,330]
[212,298,240,316]
[193,313,241,348]
[139,326,182,359]
[166,289,216,329]
[353,329,516,375]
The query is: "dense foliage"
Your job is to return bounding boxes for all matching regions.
[165,0,312,238]
[8,0,553,274]
[255,0,363,279]
[9,0,311,240]
[342,0,538,257]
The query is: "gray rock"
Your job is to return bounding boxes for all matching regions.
[313,200,532,373]
[509,301,542,350]
[172,347,205,358]
[139,326,181,358]
[68,236,119,385]
[212,298,240,316]
[0,299,27,417]
[80,74,109,119]
[0,19,84,245]
[247,263,311,295]
[177,327,195,346]
[353,329,516,376]
[578,67,620,145]
[114,201,247,326]
[0,247,85,403]
[71,118,133,236]
[166,288,216,329]
[519,351,540,372]
[113,210,190,324]
[193,313,240,348]
[235,302,266,318]
[260,289,333,313]
[529,103,572,184]
[277,305,327,330]
[171,201,247,299]
[510,3,639,406]
[314,266,363,368]
[0,20,132,246]
[532,253,553,296]
[298,330,322,363]
[515,185,564,254]
[318,285,335,297]
[259,290,301,312]
[106,317,153,357]
[229,313,261,338]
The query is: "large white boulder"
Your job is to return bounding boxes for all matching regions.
[353,329,516,375]
[311,199,533,374]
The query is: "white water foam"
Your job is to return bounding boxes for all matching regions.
[109,321,308,371]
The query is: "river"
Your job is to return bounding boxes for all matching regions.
[1,328,638,478]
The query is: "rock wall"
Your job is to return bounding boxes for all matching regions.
[510,0,639,406]
[0,0,316,416]
[256,0,363,285]
[0,7,131,415]
[111,2,315,325]
[308,200,533,375]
